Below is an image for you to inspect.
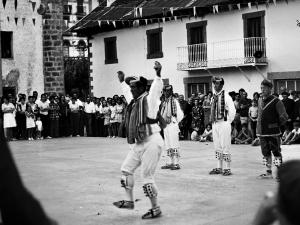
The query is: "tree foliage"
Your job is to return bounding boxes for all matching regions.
[64,57,90,96]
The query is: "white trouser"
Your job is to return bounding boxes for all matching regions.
[212,120,231,154]
[164,117,180,150]
[121,133,164,184]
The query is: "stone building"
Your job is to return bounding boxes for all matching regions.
[0,0,65,96]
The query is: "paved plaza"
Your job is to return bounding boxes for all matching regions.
[7,138,300,225]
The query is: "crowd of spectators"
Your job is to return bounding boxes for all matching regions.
[176,86,300,145]
[0,91,128,141]
[1,85,299,144]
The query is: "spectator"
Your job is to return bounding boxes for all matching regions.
[191,99,204,136]
[282,121,300,145]
[36,116,43,140]
[281,124,291,144]
[102,100,112,137]
[84,96,95,137]
[203,93,212,127]
[291,91,300,122]
[2,97,16,141]
[25,105,36,141]
[114,97,124,138]
[249,100,258,139]
[17,97,27,139]
[95,98,103,137]
[38,94,50,139]
[278,86,287,100]
[239,91,252,130]
[69,97,80,137]
[199,123,213,142]
[281,92,294,130]
[48,96,60,138]
[59,95,69,137]
[178,94,189,140]
[233,93,241,132]
[253,92,260,102]
[231,122,238,144]
[234,123,253,144]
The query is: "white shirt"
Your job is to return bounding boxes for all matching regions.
[95,104,103,113]
[84,102,95,113]
[69,102,80,112]
[69,99,83,107]
[38,101,50,115]
[36,120,43,131]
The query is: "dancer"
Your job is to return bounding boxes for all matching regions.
[256,79,288,181]
[209,77,236,176]
[160,85,184,170]
[113,62,165,219]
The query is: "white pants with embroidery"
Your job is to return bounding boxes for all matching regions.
[212,120,231,155]
[121,133,164,184]
[164,118,180,150]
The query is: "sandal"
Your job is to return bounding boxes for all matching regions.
[161,164,173,169]
[113,200,134,210]
[209,168,222,174]
[171,164,180,170]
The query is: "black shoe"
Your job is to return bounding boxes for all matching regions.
[113,200,134,210]
[142,206,162,219]
[209,168,222,174]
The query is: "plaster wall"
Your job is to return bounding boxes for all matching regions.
[1,0,44,96]
[90,1,300,99]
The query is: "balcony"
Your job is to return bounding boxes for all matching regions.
[177,37,267,71]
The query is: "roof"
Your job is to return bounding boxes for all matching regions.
[69,0,263,34]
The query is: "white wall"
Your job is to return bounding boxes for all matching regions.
[89,1,300,98]
[1,0,44,96]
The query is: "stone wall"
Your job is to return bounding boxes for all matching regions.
[42,0,65,95]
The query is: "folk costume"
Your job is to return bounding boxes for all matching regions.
[160,86,184,170]
[113,75,164,219]
[209,77,236,176]
[257,80,288,180]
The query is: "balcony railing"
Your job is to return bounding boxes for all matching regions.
[177,37,267,70]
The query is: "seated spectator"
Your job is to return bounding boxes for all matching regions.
[251,137,260,146]
[231,122,238,144]
[281,124,291,144]
[234,123,253,144]
[200,123,213,142]
[252,160,300,225]
[190,130,200,141]
[282,122,300,145]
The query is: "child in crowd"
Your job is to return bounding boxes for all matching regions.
[102,100,112,138]
[231,122,238,144]
[36,117,43,140]
[282,122,300,145]
[25,105,36,141]
[249,100,258,139]
[200,124,213,142]
[234,123,253,144]
[190,128,200,141]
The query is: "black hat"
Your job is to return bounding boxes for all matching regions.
[125,76,148,87]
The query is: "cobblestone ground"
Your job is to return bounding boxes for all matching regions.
[7,138,300,225]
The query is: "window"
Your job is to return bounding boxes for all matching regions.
[186,21,207,45]
[1,31,13,59]
[188,83,209,97]
[146,28,163,59]
[104,36,118,64]
[277,80,300,93]
[243,11,265,38]
[77,40,86,57]
[63,40,70,57]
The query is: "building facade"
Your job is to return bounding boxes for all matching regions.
[63,0,99,57]
[71,0,300,98]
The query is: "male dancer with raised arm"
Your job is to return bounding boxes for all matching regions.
[113,62,165,219]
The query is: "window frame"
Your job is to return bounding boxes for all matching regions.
[1,31,13,59]
[146,28,163,59]
[242,11,265,38]
[104,36,118,64]
[186,21,207,45]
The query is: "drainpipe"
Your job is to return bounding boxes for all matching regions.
[0,20,3,96]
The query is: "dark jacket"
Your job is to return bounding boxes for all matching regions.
[282,98,295,119]
[257,95,288,137]
[291,99,300,121]
[239,98,252,117]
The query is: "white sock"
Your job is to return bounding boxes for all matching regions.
[217,160,223,169]
[168,156,174,165]
[174,156,179,165]
[225,161,231,170]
